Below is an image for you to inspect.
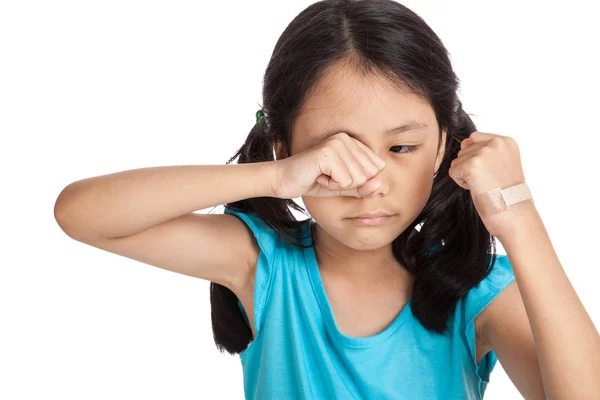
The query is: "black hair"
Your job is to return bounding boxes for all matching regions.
[210,0,498,355]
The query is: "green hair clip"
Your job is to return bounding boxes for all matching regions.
[255,109,265,124]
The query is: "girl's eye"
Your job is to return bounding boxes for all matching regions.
[390,145,418,154]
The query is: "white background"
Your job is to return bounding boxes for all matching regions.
[2,0,599,399]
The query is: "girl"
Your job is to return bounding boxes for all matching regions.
[55,0,600,399]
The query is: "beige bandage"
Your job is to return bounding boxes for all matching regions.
[477,182,534,216]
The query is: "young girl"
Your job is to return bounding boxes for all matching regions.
[55,0,600,399]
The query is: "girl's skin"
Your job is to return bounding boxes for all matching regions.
[273,62,445,339]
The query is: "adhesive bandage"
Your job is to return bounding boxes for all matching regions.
[477,182,534,216]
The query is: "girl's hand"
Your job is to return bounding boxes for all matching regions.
[449,131,531,239]
[272,132,388,199]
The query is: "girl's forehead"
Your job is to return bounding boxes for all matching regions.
[293,88,434,145]
[295,72,432,132]
[289,63,436,151]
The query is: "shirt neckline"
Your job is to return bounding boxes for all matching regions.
[302,219,412,348]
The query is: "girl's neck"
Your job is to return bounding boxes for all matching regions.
[311,220,413,288]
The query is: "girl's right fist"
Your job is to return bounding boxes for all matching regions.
[271,132,387,199]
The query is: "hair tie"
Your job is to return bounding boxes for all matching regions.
[256,109,265,124]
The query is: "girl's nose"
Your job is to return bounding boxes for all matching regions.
[370,178,390,197]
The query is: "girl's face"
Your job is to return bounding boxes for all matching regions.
[277,62,446,252]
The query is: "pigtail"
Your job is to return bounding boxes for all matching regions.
[210,111,311,355]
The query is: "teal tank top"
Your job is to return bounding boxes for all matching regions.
[224,206,516,400]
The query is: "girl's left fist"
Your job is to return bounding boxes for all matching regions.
[449,131,531,238]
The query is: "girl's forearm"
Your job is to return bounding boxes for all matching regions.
[54,162,278,240]
[499,208,600,399]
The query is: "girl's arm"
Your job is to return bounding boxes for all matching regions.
[485,203,600,399]
[54,163,277,240]
[53,163,279,290]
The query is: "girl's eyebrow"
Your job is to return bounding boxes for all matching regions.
[308,120,428,144]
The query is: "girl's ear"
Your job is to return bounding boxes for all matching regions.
[274,140,289,160]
